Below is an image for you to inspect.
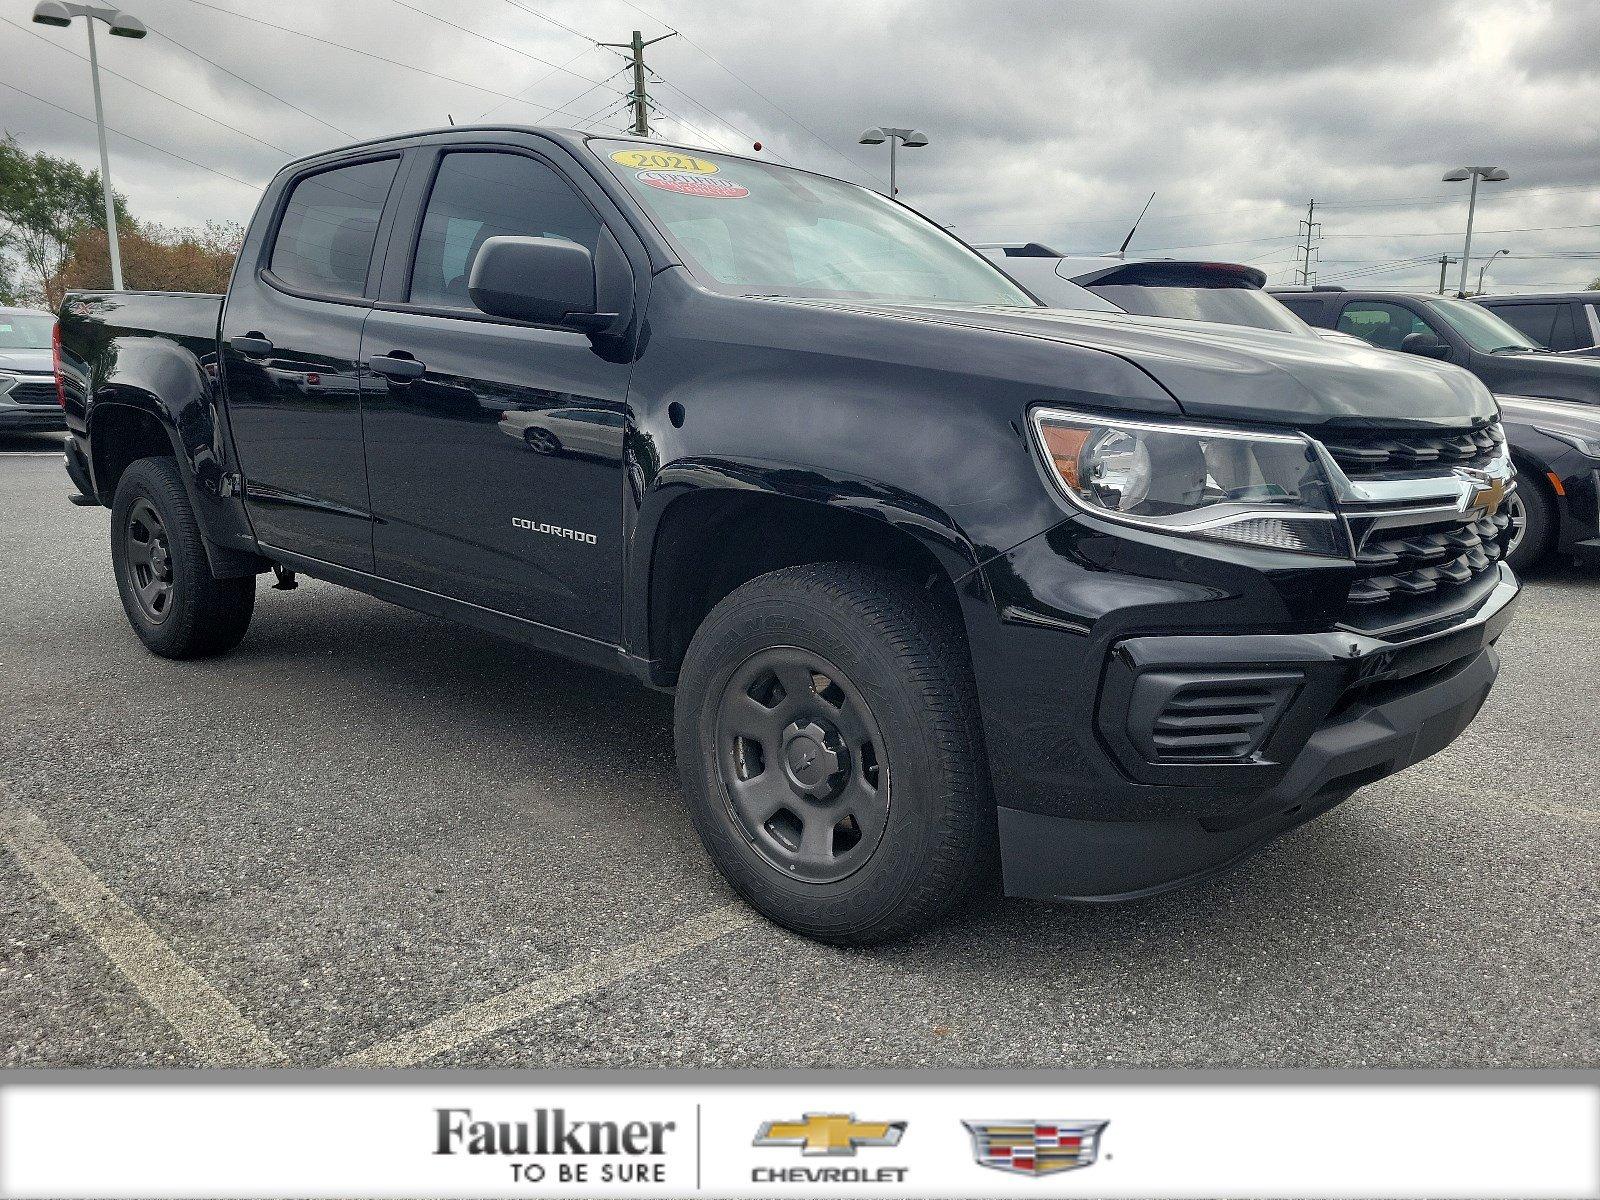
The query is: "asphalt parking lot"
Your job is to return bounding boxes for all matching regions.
[2,430,1596,1070]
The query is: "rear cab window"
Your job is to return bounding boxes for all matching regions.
[267,158,399,299]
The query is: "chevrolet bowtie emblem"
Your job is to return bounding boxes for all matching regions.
[753,1113,906,1156]
[1468,475,1508,517]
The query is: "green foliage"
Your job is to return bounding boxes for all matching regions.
[1588,277,1600,291]
[0,131,129,308]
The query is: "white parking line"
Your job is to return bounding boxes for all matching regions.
[335,902,755,1068]
[0,791,286,1066]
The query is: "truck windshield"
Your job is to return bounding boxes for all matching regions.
[0,312,54,349]
[1427,297,1543,354]
[591,140,1035,307]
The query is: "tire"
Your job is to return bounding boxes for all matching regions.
[1504,480,1554,574]
[524,427,561,455]
[675,563,994,945]
[110,457,256,659]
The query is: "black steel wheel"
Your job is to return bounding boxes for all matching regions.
[716,647,889,883]
[111,457,256,659]
[676,562,995,945]
[123,496,176,623]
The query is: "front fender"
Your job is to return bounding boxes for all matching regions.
[623,454,988,663]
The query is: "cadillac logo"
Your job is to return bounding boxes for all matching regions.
[962,1119,1109,1176]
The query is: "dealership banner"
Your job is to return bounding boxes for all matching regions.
[0,1075,1595,1199]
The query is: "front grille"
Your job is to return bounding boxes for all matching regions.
[1322,421,1504,477]
[8,381,58,407]
[1342,507,1509,632]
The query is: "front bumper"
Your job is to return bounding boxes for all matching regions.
[967,526,1519,901]
[0,404,65,432]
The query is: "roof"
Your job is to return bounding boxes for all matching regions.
[1474,292,1600,304]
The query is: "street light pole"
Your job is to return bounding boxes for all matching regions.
[32,2,147,293]
[1443,165,1510,299]
[857,127,929,198]
[1478,248,1510,295]
[82,16,122,290]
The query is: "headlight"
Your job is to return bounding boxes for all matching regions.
[1535,427,1600,459]
[1030,407,1345,555]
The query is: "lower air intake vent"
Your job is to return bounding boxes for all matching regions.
[1125,670,1303,763]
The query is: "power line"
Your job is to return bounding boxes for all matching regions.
[171,0,619,117]
[495,0,617,51]
[384,0,621,88]
[1323,222,1600,239]
[646,70,793,163]
[1,15,298,159]
[0,78,263,193]
[478,61,631,123]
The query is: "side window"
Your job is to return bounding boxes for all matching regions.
[1548,304,1580,352]
[1276,296,1326,323]
[1336,301,1433,351]
[1589,305,1600,349]
[1486,303,1557,347]
[269,158,399,299]
[410,151,601,311]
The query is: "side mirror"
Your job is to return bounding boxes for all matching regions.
[1400,331,1452,360]
[468,236,612,330]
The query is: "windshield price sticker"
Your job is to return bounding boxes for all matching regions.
[612,149,719,173]
[635,170,750,198]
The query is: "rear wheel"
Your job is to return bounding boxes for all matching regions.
[1504,481,1553,573]
[674,563,994,944]
[111,457,255,658]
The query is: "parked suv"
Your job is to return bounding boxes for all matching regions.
[1473,292,1600,357]
[1270,288,1600,405]
[59,128,1518,942]
[0,306,64,433]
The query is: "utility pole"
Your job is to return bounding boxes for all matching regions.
[1295,200,1320,285]
[599,29,677,137]
[1436,254,1460,295]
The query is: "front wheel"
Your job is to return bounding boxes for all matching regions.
[111,457,256,659]
[1504,482,1553,573]
[674,563,994,945]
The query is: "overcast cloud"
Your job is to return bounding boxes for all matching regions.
[2,0,1597,292]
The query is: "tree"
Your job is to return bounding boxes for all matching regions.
[0,132,128,308]
[53,219,243,296]
[1588,277,1600,291]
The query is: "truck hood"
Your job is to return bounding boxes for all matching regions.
[1496,393,1600,437]
[0,349,52,375]
[808,300,1496,430]
[1488,348,1600,383]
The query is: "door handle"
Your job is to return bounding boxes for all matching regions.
[230,332,274,356]
[366,353,426,380]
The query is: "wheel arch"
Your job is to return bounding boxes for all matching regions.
[628,460,988,688]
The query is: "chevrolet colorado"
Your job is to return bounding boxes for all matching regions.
[58,127,1519,943]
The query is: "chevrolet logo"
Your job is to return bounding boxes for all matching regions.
[753,1113,906,1156]
[1467,475,1508,517]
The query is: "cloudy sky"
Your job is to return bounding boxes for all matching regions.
[3,0,1597,293]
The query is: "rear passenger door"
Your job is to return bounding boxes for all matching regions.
[358,142,637,642]
[222,154,405,569]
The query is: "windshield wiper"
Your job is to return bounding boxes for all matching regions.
[1488,344,1541,355]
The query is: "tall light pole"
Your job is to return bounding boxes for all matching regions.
[1477,248,1510,295]
[32,2,146,292]
[1442,165,1509,300]
[857,127,928,198]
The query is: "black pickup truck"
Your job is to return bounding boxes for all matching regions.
[57,127,1519,943]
